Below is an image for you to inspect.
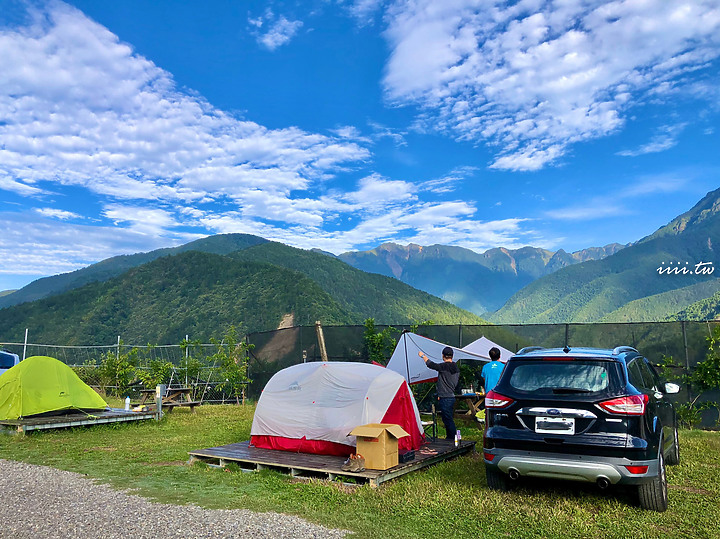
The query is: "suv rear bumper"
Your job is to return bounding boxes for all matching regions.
[484,448,658,485]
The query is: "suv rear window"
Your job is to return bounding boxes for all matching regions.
[506,359,623,395]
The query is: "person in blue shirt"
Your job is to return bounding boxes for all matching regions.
[481,347,504,393]
[420,346,459,442]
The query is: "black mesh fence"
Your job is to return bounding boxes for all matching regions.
[3,321,719,424]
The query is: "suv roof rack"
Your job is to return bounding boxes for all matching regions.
[612,346,638,356]
[516,346,544,355]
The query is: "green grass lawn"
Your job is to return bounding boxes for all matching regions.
[1,403,718,538]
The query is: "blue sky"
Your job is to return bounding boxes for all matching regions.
[1,0,719,291]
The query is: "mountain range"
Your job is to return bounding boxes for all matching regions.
[490,187,720,323]
[338,243,624,314]
[0,242,482,345]
[1,187,718,339]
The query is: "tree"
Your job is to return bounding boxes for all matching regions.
[209,326,253,404]
[362,318,397,365]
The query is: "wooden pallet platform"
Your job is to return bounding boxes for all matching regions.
[188,439,476,487]
[0,408,157,434]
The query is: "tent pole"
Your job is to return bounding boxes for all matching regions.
[403,332,410,384]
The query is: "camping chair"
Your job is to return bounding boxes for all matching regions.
[420,403,437,442]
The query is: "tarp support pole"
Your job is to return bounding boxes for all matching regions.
[315,321,328,362]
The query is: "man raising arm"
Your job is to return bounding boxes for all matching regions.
[419,347,459,442]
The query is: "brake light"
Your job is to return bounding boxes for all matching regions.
[485,390,514,409]
[483,452,495,461]
[598,394,648,415]
[625,465,649,474]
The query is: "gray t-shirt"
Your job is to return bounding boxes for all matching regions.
[426,360,459,398]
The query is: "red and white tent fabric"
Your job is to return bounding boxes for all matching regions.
[250,362,424,456]
[462,336,513,363]
[386,332,490,385]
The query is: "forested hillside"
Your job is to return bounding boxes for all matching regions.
[228,242,483,325]
[0,234,268,309]
[491,188,720,323]
[0,249,483,345]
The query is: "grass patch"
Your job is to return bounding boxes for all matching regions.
[1,404,719,538]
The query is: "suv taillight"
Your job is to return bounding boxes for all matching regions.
[598,394,648,415]
[485,390,514,409]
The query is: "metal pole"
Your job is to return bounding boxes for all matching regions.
[458,324,463,348]
[681,321,690,370]
[185,334,189,386]
[116,335,120,360]
[22,328,28,361]
[155,384,166,421]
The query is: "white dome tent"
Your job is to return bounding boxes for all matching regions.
[250,361,424,456]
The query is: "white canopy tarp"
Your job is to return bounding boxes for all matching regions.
[386,332,490,385]
[251,361,422,448]
[461,336,513,364]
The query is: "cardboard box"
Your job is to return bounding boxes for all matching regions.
[348,423,409,470]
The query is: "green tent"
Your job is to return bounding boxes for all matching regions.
[0,356,107,420]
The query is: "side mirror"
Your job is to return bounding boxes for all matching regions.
[664,382,680,394]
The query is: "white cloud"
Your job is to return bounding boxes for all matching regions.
[381,0,720,170]
[343,173,415,208]
[368,120,408,147]
[0,2,549,281]
[250,10,304,51]
[103,204,180,236]
[34,208,82,220]
[546,174,690,221]
[0,3,369,220]
[617,123,688,157]
[419,166,478,194]
[0,213,190,280]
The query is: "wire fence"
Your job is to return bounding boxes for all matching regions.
[2,321,719,424]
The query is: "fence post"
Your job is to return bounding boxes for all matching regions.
[155,384,166,420]
[185,334,190,386]
[116,335,120,361]
[681,321,690,370]
[22,328,28,361]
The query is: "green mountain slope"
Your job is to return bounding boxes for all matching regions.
[0,247,483,345]
[338,243,623,314]
[228,242,485,325]
[668,289,720,321]
[491,188,720,323]
[0,234,268,309]
[0,251,352,345]
[600,279,720,322]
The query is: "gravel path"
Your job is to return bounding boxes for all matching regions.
[0,459,348,539]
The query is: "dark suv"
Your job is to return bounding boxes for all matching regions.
[483,346,680,511]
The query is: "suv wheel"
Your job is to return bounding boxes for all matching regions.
[638,452,668,512]
[486,467,510,491]
[666,427,680,466]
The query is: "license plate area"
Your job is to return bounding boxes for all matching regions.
[535,416,575,435]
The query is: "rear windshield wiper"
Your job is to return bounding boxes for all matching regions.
[551,387,593,394]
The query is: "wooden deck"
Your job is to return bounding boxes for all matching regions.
[188,439,476,487]
[0,408,157,434]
